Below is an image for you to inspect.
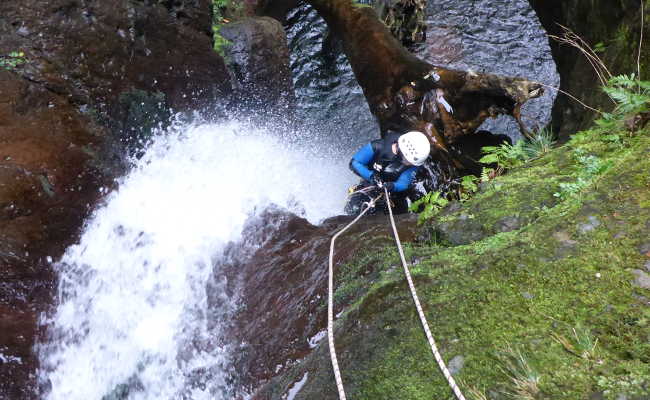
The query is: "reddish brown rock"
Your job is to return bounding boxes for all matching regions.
[0,0,231,118]
[0,2,234,398]
[216,208,418,393]
[0,70,109,399]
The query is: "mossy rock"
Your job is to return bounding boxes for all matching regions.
[259,127,650,399]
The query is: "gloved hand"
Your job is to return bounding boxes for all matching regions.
[371,174,384,188]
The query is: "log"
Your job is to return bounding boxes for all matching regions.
[306,0,544,158]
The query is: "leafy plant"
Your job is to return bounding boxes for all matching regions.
[212,26,232,58]
[458,174,479,201]
[523,128,556,158]
[212,0,230,21]
[479,129,557,175]
[593,41,607,53]
[0,51,26,71]
[554,149,612,200]
[603,74,650,113]
[480,167,495,183]
[479,140,529,171]
[410,175,479,222]
[211,0,238,58]
[409,191,448,223]
[593,75,650,133]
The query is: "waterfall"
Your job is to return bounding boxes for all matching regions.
[37,120,355,400]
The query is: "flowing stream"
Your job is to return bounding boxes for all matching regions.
[287,0,559,141]
[37,120,355,399]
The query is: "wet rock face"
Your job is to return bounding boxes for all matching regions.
[415,0,559,140]
[285,4,379,151]
[0,70,108,400]
[220,17,295,114]
[283,0,557,149]
[0,0,231,118]
[257,0,301,22]
[0,1,233,398]
[214,208,418,395]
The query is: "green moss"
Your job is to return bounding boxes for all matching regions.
[212,25,232,59]
[334,130,650,399]
[272,121,650,399]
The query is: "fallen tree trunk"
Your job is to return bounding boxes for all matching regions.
[306,0,544,159]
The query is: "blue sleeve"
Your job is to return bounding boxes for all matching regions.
[350,143,375,181]
[391,166,417,192]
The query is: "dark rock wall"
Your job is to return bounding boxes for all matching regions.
[272,0,648,141]
[529,0,649,139]
[416,0,559,140]
[0,1,233,398]
[213,208,419,396]
[0,70,108,400]
[284,4,379,151]
[280,0,557,150]
[0,0,231,116]
[220,16,295,115]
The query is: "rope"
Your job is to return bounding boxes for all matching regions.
[326,187,466,400]
[383,187,467,400]
[328,193,383,400]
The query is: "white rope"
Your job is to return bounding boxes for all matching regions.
[383,186,467,400]
[327,187,466,400]
[328,193,383,400]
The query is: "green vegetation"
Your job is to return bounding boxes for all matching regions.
[351,0,373,9]
[550,323,600,362]
[593,42,607,54]
[553,148,612,200]
[601,75,649,120]
[409,175,480,224]
[212,27,232,59]
[458,174,479,200]
[479,128,557,174]
[496,344,541,400]
[273,76,650,399]
[409,191,449,223]
[0,51,26,71]
[211,0,237,58]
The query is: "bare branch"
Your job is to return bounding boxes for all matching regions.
[538,83,603,115]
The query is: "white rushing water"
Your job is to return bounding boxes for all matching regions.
[38,120,355,400]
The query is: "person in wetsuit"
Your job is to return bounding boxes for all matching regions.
[345,131,431,215]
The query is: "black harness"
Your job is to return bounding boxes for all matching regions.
[369,132,410,182]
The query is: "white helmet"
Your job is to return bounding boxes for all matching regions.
[398,131,430,166]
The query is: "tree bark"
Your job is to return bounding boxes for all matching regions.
[306,0,544,158]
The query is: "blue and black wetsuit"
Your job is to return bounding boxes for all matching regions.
[345,132,419,215]
[349,132,418,193]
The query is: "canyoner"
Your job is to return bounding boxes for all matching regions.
[329,129,469,400]
[345,130,431,216]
